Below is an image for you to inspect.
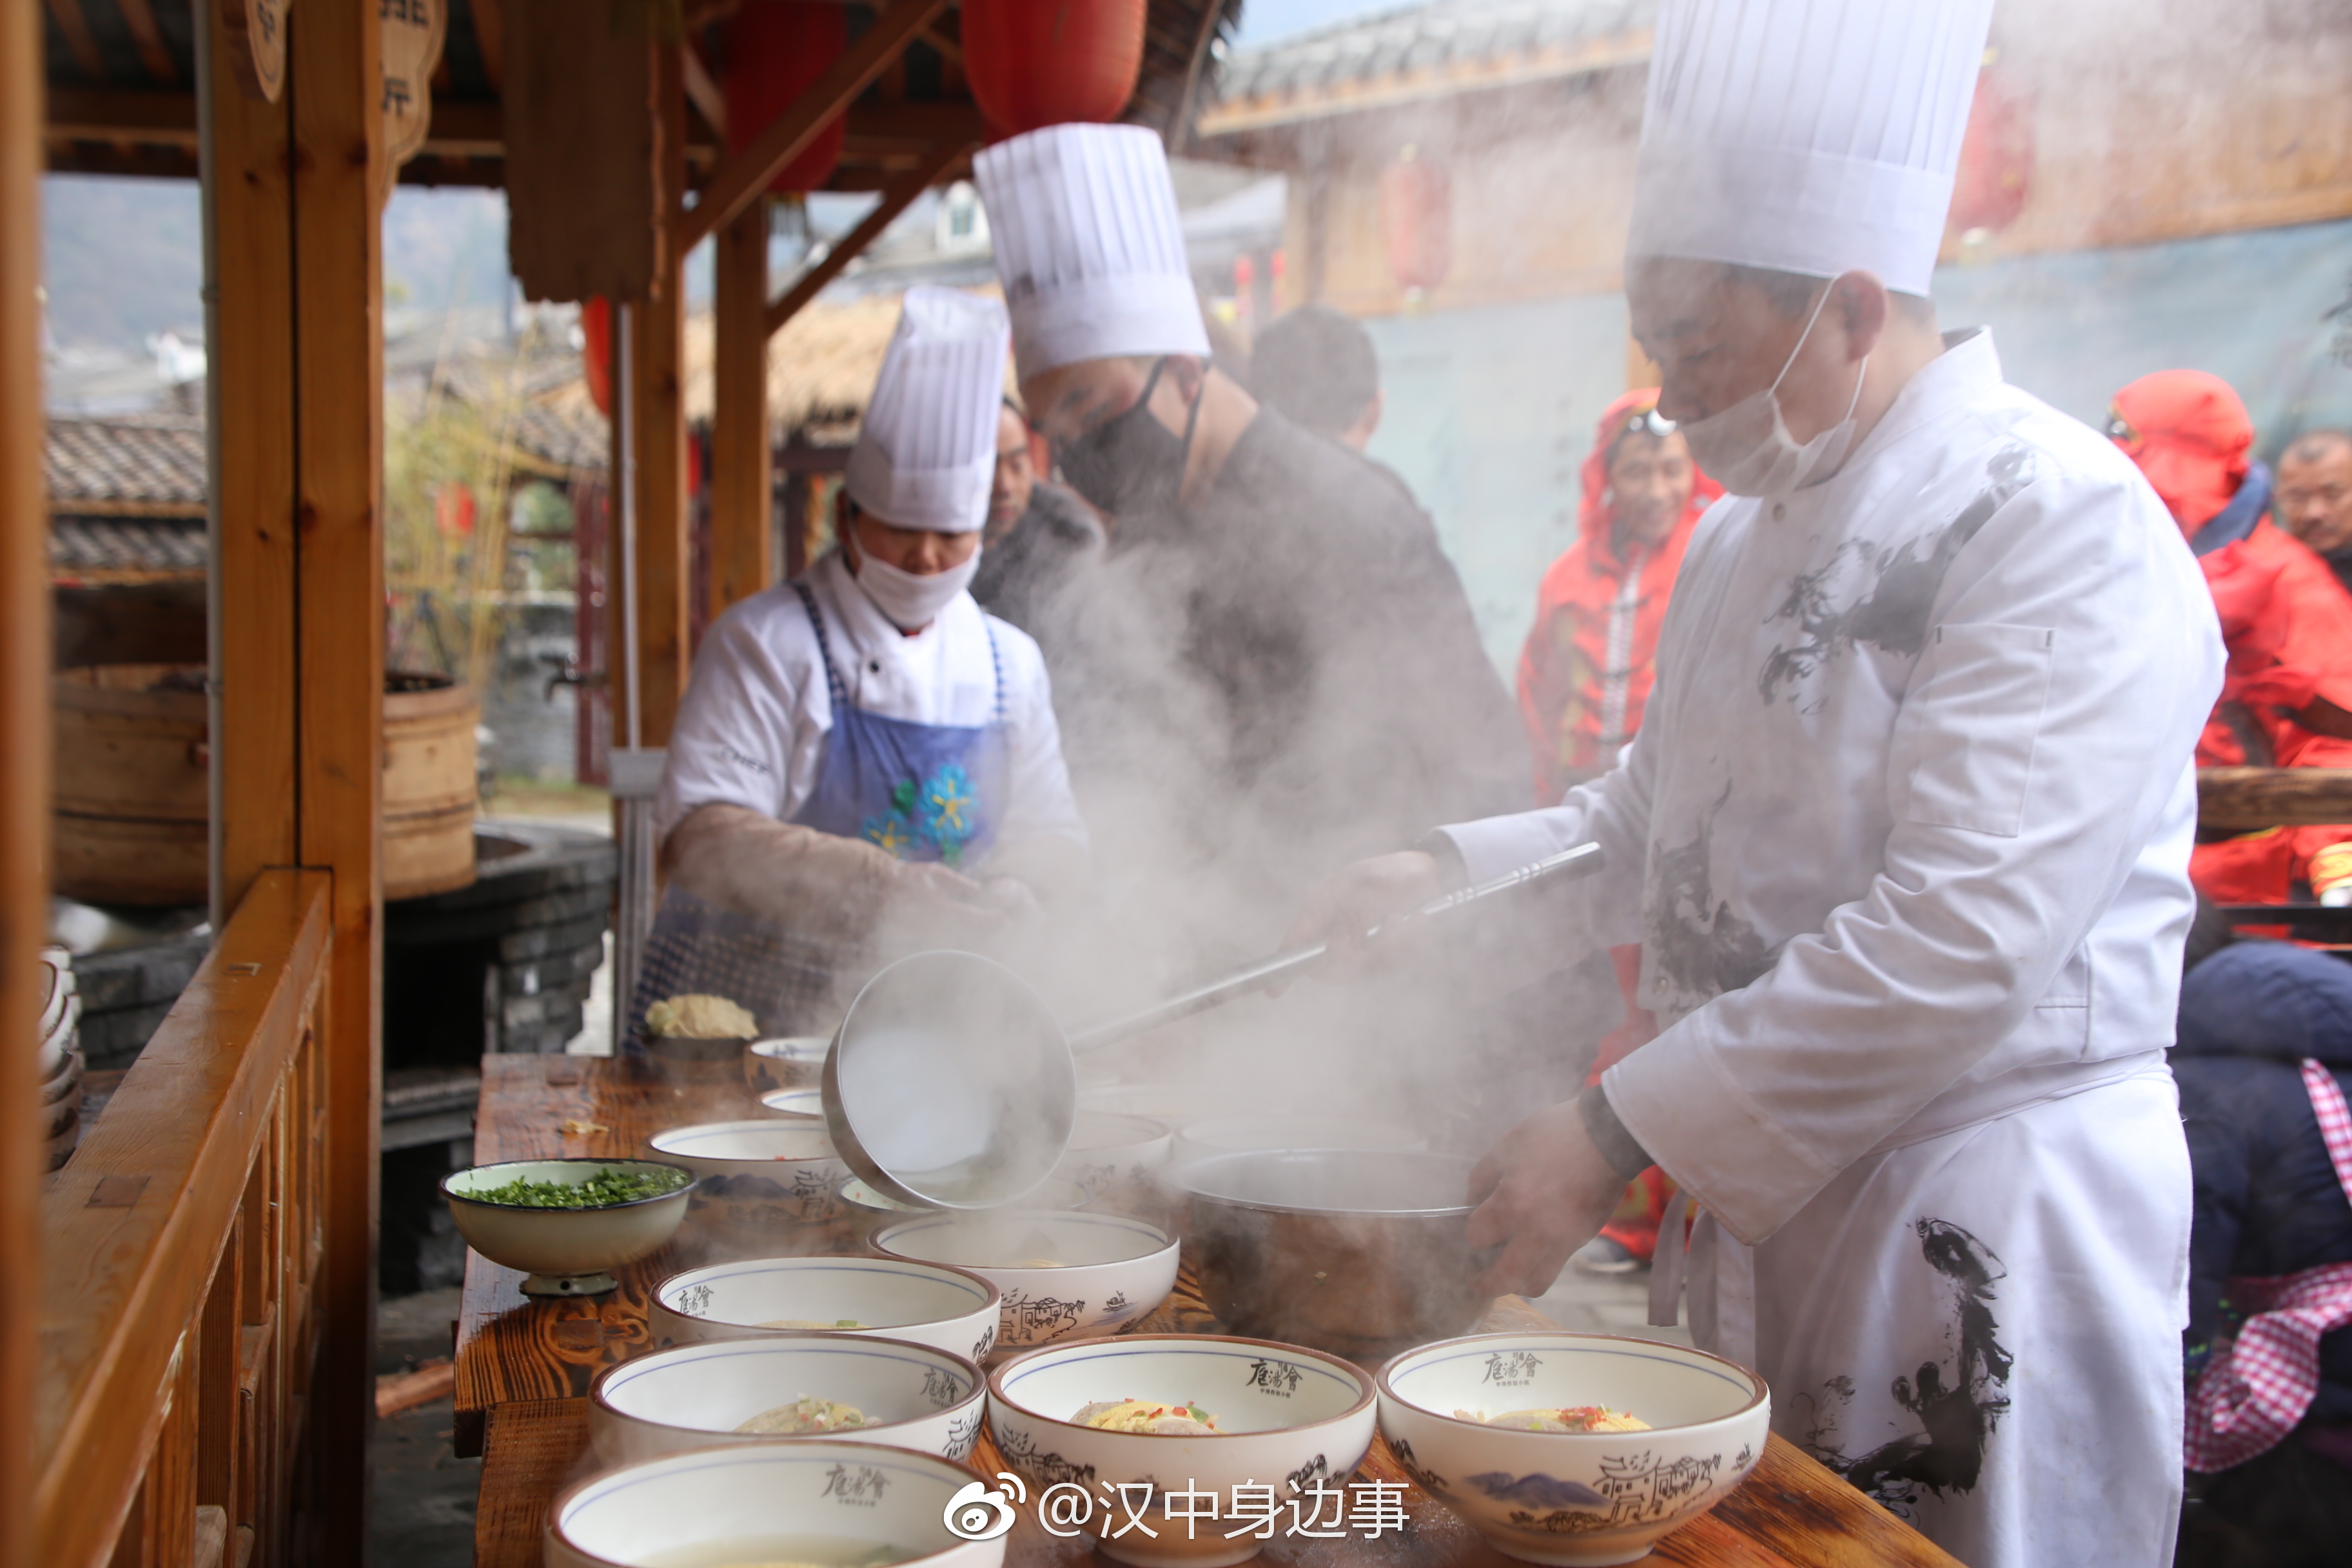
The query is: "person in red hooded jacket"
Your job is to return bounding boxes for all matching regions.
[1517,389,1721,1273]
[2109,371,2352,906]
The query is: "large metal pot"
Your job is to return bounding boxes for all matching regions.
[1181,1148,1496,1365]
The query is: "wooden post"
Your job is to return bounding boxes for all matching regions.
[629,43,692,744]
[290,1,386,1553]
[204,0,300,920]
[710,200,773,616]
[0,0,50,1558]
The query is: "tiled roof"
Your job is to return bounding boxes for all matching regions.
[51,516,207,579]
[44,415,208,513]
[1204,0,1652,132]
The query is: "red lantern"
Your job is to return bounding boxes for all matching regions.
[582,297,612,418]
[1381,149,1452,293]
[1949,64,2034,236]
[724,0,849,194]
[963,0,1146,141]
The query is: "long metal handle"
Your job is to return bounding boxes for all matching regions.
[1066,841,1603,1054]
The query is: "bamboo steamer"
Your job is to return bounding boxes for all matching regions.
[53,664,480,906]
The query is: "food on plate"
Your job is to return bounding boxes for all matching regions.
[645,994,760,1041]
[462,1166,689,1208]
[1455,1405,1650,1433]
[734,1395,873,1435]
[1075,1398,1220,1435]
[756,1318,866,1330]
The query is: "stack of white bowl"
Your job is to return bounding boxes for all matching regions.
[37,946,83,1172]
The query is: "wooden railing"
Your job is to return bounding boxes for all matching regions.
[34,871,335,1568]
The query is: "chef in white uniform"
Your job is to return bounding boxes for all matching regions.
[1292,3,2222,1563]
[647,287,1087,1032]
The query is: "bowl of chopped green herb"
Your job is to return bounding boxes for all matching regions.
[442,1158,694,1297]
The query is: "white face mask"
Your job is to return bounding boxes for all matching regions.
[848,540,981,631]
[1678,279,1869,498]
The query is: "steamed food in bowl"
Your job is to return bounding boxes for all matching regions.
[1376,1331,1769,1566]
[1076,1398,1220,1435]
[546,1441,1006,1568]
[872,1210,1179,1351]
[651,1255,1002,1364]
[1460,1405,1650,1433]
[738,1396,873,1434]
[588,1335,986,1466]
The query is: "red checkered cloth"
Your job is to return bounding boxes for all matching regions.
[2185,1059,2352,1473]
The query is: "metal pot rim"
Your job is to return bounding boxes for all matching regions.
[1177,1146,1479,1219]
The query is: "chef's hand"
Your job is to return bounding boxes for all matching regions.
[1465,1101,1627,1298]
[981,876,1041,915]
[1274,849,1448,990]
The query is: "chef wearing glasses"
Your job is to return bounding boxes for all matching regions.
[971,123,1525,943]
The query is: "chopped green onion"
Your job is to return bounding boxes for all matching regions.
[461,1167,689,1208]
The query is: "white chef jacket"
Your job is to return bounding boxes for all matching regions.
[1438,328,2224,1244]
[655,549,1088,863]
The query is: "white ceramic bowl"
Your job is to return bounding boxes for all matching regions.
[744,1034,832,1094]
[832,1174,1090,1250]
[988,1333,1379,1568]
[1054,1112,1174,1210]
[589,1334,986,1468]
[1173,1116,1427,1173]
[1376,1332,1770,1566]
[874,1211,1179,1354]
[758,1087,827,1121]
[646,1120,850,1244]
[442,1159,692,1297]
[651,1255,1003,1365]
[545,1439,1004,1568]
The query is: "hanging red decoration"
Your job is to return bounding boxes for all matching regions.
[582,297,613,418]
[1381,148,1453,293]
[963,0,1146,141]
[1949,63,2034,237]
[724,0,850,194]
[435,483,478,539]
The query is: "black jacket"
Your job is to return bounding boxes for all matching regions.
[2176,939,2352,1422]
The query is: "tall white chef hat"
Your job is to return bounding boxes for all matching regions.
[973,122,1211,384]
[1627,0,1994,298]
[843,285,1010,533]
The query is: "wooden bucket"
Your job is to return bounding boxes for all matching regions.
[382,675,480,900]
[52,665,480,906]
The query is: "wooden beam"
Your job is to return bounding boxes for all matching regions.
[0,0,48,1559]
[202,0,298,919]
[115,0,180,84]
[681,41,727,142]
[710,200,772,616]
[2199,767,2352,830]
[44,87,199,146]
[472,0,507,92]
[289,0,386,1555]
[765,139,969,337]
[44,0,106,82]
[631,45,692,742]
[677,0,948,255]
[918,24,963,67]
[1165,0,1227,152]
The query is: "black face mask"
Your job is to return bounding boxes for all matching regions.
[1055,357,1203,521]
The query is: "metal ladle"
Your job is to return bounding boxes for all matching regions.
[822,842,1603,1210]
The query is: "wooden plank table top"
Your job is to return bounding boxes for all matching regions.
[461,1055,1960,1568]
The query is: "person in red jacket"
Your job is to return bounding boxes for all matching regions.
[2109,371,2352,906]
[1517,389,1720,1273]
[1518,389,1721,801]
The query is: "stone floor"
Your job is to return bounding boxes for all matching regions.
[371,1286,479,1568]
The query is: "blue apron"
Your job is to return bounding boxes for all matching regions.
[787,580,1010,869]
[630,579,1008,1043]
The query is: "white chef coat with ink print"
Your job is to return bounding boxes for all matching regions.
[655,549,1088,860]
[1440,329,2222,1568]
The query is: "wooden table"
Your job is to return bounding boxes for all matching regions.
[458,1056,1960,1568]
